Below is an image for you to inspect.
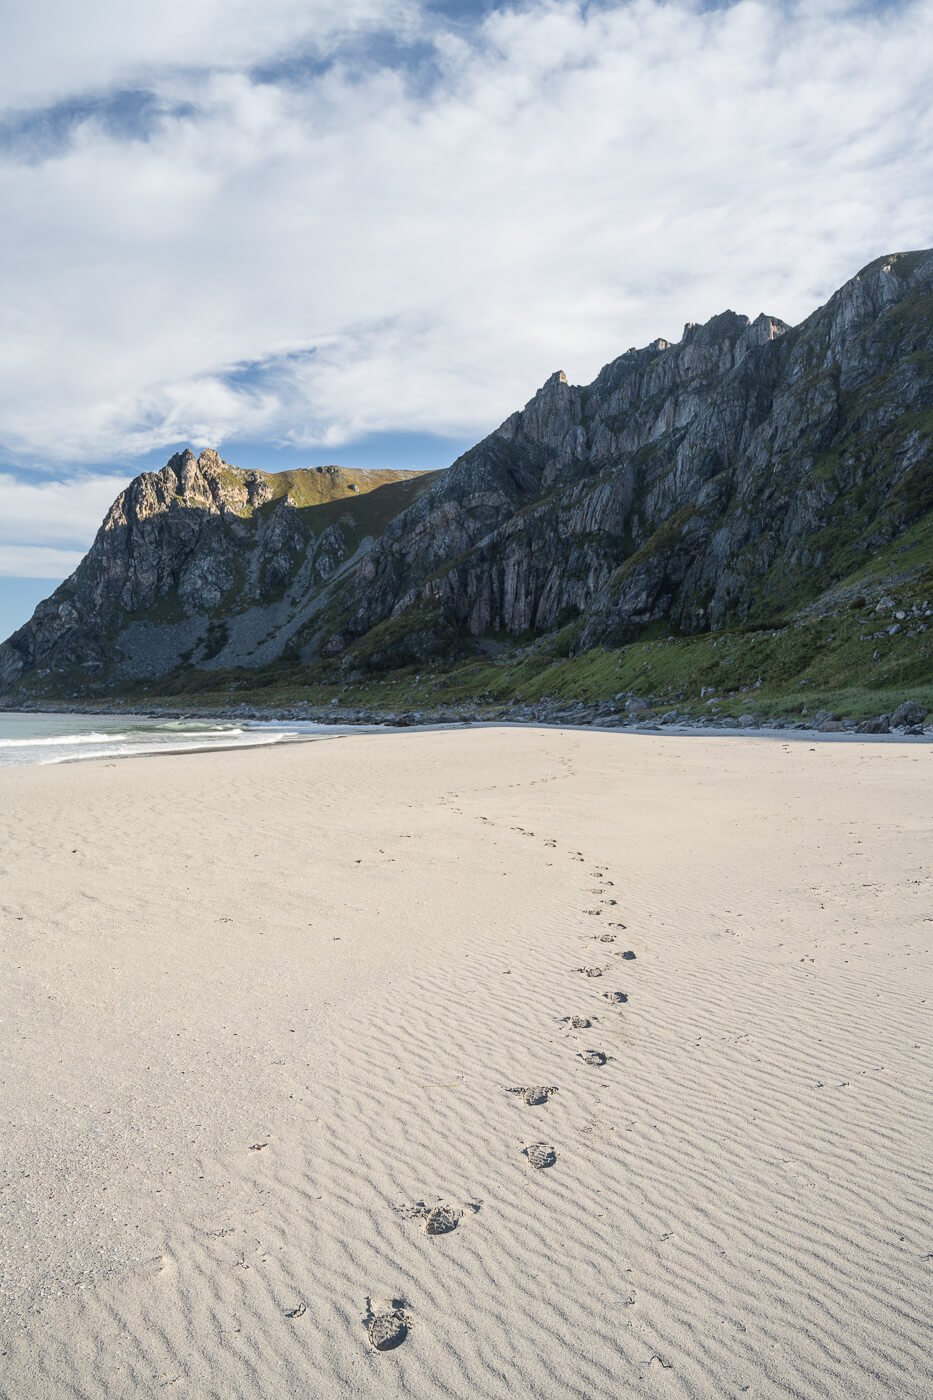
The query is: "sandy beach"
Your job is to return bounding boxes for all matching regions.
[1,727,930,1399]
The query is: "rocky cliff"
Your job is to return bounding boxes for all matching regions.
[323,250,931,657]
[0,453,430,689]
[2,249,931,700]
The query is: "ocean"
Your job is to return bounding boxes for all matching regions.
[0,711,347,766]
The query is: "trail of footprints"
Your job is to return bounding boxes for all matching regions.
[362,815,636,1354]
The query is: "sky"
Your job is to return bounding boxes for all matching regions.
[1,0,932,639]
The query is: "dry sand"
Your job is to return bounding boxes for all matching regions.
[0,727,930,1398]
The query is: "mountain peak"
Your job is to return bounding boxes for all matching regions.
[1,247,930,699]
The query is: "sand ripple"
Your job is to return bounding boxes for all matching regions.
[1,729,930,1398]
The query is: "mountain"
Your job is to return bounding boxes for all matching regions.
[2,249,932,719]
[0,457,431,690]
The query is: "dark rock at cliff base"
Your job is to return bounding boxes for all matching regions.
[891,701,928,728]
[856,715,891,734]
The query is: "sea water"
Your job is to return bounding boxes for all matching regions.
[0,711,339,766]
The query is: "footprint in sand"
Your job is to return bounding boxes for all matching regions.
[577,966,605,977]
[620,950,637,960]
[577,1050,608,1067]
[594,932,616,942]
[396,1201,479,1234]
[584,908,603,917]
[366,1298,411,1351]
[424,1205,461,1235]
[560,1014,593,1029]
[603,990,628,1004]
[507,1085,558,1105]
[524,1143,558,1169]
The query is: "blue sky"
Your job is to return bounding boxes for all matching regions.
[1,0,932,637]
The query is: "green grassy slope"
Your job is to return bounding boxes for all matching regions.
[103,510,932,722]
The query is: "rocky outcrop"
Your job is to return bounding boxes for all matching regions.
[323,251,932,658]
[0,453,427,687]
[2,248,931,697]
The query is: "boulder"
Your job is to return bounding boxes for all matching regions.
[891,701,928,728]
[856,715,890,734]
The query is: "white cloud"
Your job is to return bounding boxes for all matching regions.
[0,471,128,588]
[0,0,417,110]
[0,546,86,579]
[0,472,128,547]
[0,0,931,471]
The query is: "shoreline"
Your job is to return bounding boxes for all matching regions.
[2,697,931,745]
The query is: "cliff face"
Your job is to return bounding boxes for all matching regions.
[2,249,931,696]
[0,452,430,688]
[326,250,931,657]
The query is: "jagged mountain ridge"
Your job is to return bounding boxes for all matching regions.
[328,251,930,661]
[2,248,931,697]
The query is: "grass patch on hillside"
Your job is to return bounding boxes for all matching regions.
[290,472,436,542]
[108,598,931,724]
[211,463,427,515]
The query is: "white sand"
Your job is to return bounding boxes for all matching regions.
[0,728,930,1398]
